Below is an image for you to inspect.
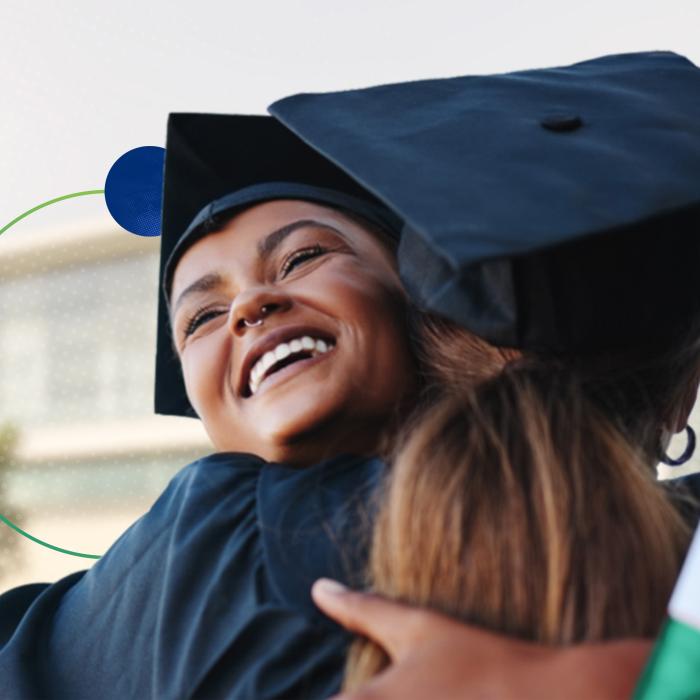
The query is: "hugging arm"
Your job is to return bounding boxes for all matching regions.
[312,579,652,700]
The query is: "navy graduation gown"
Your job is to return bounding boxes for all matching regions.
[0,453,698,699]
[0,452,383,699]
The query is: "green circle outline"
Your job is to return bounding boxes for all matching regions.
[0,190,105,236]
[0,514,101,559]
[1,189,107,559]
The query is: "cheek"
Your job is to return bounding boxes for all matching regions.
[344,273,408,339]
[334,277,414,391]
[319,260,407,342]
[331,258,404,311]
[362,288,414,382]
[180,333,232,414]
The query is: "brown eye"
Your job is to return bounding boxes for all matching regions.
[280,244,326,278]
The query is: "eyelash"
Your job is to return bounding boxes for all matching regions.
[184,306,227,337]
[280,244,327,278]
[183,244,328,338]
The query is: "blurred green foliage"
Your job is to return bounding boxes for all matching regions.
[0,424,23,582]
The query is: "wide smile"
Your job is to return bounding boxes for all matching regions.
[238,325,337,398]
[246,336,335,397]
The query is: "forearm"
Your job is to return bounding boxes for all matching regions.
[551,639,653,700]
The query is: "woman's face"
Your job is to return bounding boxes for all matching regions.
[170,199,416,466]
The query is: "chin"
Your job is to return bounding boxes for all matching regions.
[260,405,341,446]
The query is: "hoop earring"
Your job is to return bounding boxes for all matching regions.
[660,425,697,467]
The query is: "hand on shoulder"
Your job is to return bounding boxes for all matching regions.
[312,579,652,700]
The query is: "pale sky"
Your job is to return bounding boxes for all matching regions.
[2,0,699,236]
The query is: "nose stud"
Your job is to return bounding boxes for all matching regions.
[243,304,270,328]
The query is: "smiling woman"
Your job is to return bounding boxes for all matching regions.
[169,200,415,465]
[0,111,424,700]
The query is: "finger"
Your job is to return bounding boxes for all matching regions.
[311,578,437,660]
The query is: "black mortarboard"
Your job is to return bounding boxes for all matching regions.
[270,51,700,353]
[158,51,700,417]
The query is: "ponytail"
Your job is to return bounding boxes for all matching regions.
[344,315,693,690]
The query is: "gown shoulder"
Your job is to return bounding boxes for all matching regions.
[0,451,384,699]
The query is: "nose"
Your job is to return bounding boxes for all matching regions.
[228,287,293,336]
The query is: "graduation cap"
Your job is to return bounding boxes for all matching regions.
[157,50,700,417]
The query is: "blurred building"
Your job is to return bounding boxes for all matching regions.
[0,221,211,591]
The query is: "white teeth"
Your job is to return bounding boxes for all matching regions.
[275,343,291,361]
[262,351,276,372]
[247,335,335,396]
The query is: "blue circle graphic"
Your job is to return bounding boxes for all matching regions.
[105,146,165,236]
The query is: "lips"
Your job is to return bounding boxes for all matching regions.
[238,324,336,398]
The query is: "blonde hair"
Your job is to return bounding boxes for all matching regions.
[344,311,696,689]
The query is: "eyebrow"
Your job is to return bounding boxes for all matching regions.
[171,218,345,318]
[171,272,225,318]
[256,218,343,258]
